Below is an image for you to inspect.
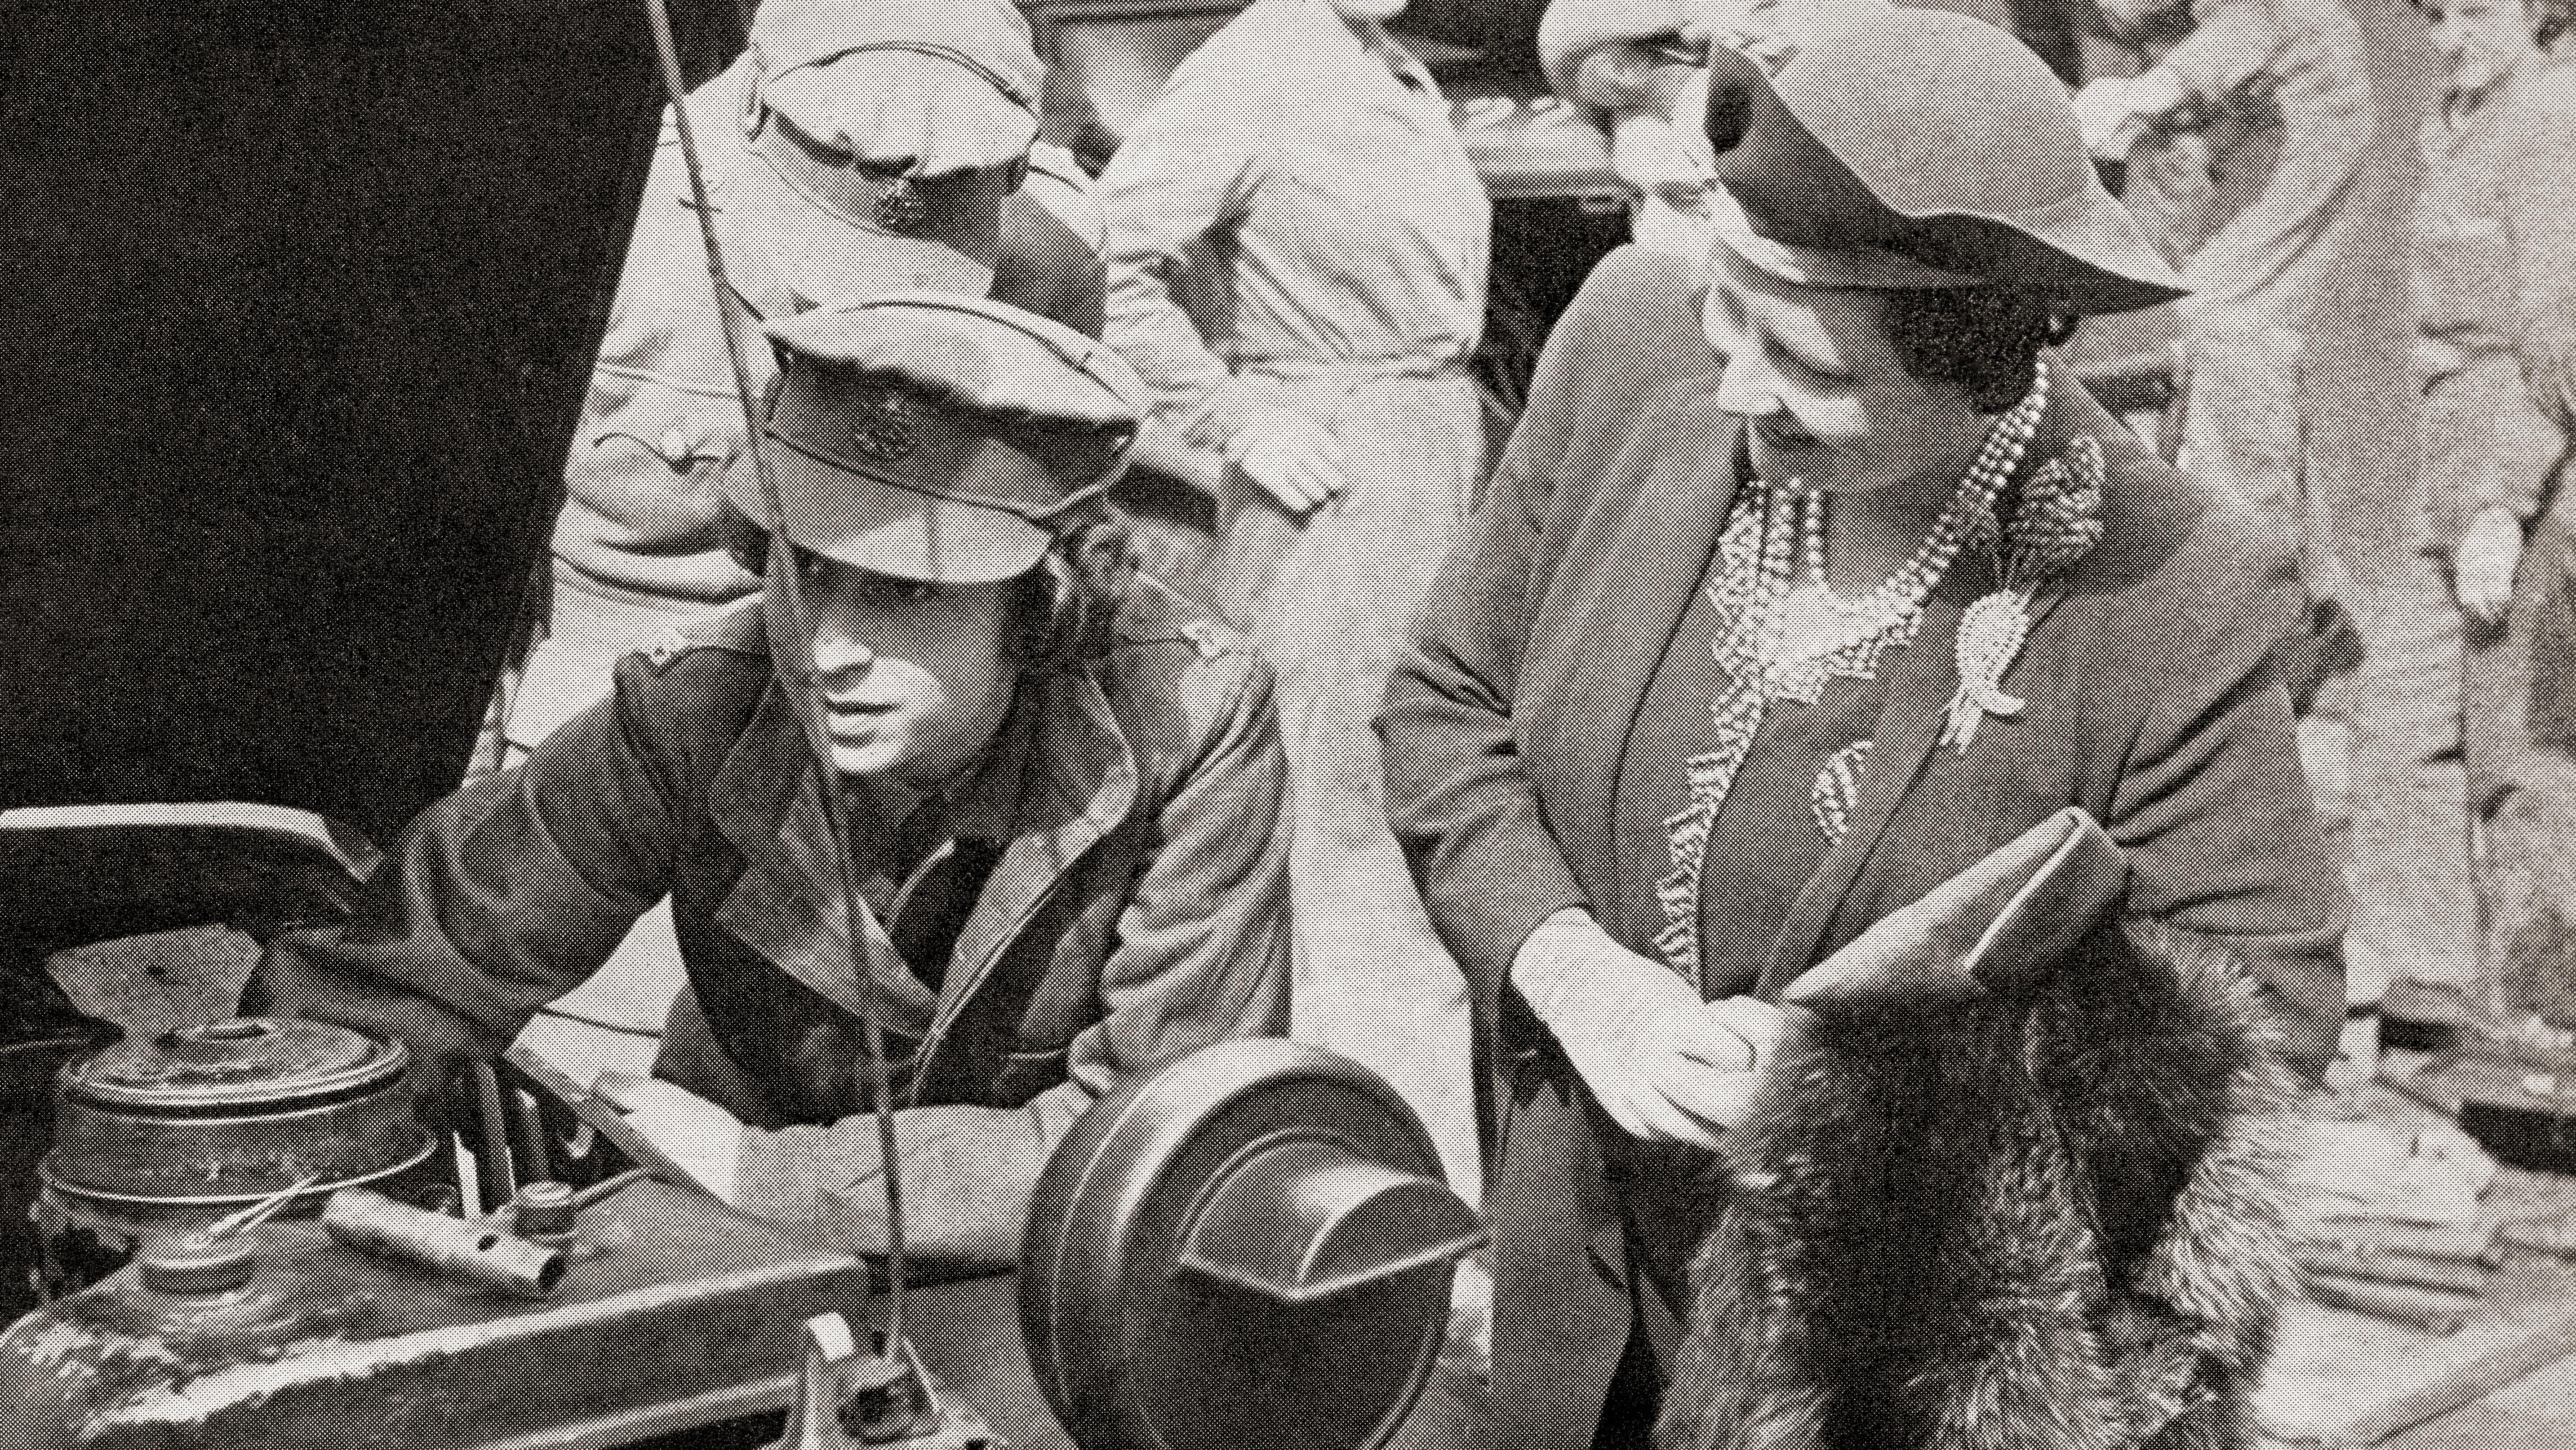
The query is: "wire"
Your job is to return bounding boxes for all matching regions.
[634,0,912,1352]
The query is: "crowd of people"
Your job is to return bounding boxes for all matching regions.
[252,0,2576,1445]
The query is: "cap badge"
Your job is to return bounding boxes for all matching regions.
[875,176,930,234]
[847,391,919,463]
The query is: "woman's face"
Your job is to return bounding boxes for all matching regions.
[1702,248,1991,496]
[2433,0,2541,96]
[764,549,1022,790]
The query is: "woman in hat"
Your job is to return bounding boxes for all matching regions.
[1379,9,2343,1447]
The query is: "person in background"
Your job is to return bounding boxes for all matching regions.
[1381,10,2342,1445]
[1097,0,1491,1202]
[257,295,1290,1450]
[1534,0,2089,254]
[2403,0,2576,1025]
[2073,0,2374,649]
[517,0,1100,763]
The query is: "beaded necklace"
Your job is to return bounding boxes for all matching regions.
[1652,361,2050,984]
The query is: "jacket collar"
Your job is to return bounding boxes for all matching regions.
[706,653,1138,1044]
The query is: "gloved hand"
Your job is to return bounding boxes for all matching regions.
[1610,108,1717,213]
[2456,503,2524,627]
[1512,909,1786,1150]
[592,1071,748,1207]
[1225,406,1350,514]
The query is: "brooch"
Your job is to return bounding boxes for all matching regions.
[1944,434,2104,752]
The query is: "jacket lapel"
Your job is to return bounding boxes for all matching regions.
[1754,355,2111,998]
[708,685,937,1029]
[929,670,1136,1046]
[1756,585,1968,999]
[1533,411,1745,936]
[708,669,1138,1052]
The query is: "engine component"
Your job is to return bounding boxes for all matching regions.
[1021,1038,1485,1450]
[770,1313,999,1450]
[35,1016,446,1295]
[320,1187,567,1298]
[0,1172,875,1450]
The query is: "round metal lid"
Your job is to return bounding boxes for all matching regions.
[61,1017,411,1113]
[1021,1040,1483,1450]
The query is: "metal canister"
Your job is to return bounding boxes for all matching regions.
[35,1016,446,1295]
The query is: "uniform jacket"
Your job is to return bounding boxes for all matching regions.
[263,591,1289,1268]
[1379,246,2345,1450]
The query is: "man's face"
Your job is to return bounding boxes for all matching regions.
[2433,0,2540,96]
[764,549,1023,790]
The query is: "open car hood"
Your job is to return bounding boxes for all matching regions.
[0,0,742,849]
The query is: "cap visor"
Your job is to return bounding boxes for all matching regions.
[734,443,1049,584]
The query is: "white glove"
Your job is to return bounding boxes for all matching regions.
[2456,504,2524,627]
[1511,909,1787,1150]
[592,1071,747,1206]
[2074,70,2188,162]
[1225,407,1350,514]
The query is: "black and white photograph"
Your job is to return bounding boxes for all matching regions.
[6,0,2576,1445]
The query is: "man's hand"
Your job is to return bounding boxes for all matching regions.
[1679,0,1797,71]
[592,1071,747,1206]
[1611,109,1717,211]
[1225,407,1350,515]
[2456,504,2525,627]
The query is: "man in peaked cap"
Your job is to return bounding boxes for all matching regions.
[260,295,1289,1447]
[501,0,1124,1069]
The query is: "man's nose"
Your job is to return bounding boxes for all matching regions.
[812,624,876,681]
[1714,349,1782,418]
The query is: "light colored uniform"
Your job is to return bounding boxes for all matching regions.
[1100,0,1491,1196]
[2388,56,2576,1005]
[2124,0,2372,612]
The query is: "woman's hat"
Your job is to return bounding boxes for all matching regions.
[728,293,1146,585]
[1703,2,2185,315]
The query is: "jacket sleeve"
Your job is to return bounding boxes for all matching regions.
[2105,512,2348,1077]
[1097,47,1285,454]
[255,687,681,1081]
[733,647,1292,1268]
[1378,258,1665,1030]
